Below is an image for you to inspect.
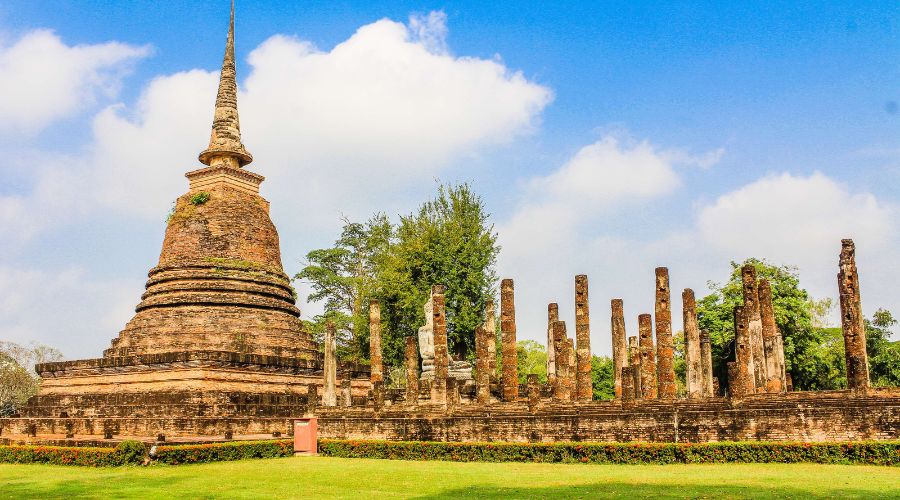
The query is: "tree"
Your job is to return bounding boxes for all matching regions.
[696,258,826,391]
[516,340,547,384]
[295,215,392,360]
[0,341,63,416]
[296,183,499,368]
[866,309,900,388]
[590,356,614,400]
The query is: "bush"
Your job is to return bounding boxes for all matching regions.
[153,440,294,465]
[317,440,900,466]
[0,444,135,467]
[189,192,211,205]
[115,440,147,464]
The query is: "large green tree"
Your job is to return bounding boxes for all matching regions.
[866,309,900,387]
[296,183,499,369]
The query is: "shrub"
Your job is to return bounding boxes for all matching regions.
[0,445,123,466]
[317,440,900,466]
[153,439,294,465]
[115,440,147,465]
[189,192,211,205]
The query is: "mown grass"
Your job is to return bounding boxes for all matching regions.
[1,456,898,499]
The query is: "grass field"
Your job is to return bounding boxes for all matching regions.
[1,456,898,499]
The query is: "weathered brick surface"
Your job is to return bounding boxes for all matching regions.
[324,323,338,406]
[732,306,755,398]
[741,265,766,392]
[369,300,383,384]
[474,326,490,404]
[838,239,870,391]
[547,303,558,390]
[309,390,900,444]
[610,299,627,400]
[484,300,497,383]
[405,337,419,403]
[574,275,592,401]
[638,314,657,399]
[700,330,714,397]
[552,321,570,401]
[500,279,518,402]
[431,285,449,404]
[654,268,676,399]
[628,336,641,399]
[683,289,702,399]
[759,279,786,393]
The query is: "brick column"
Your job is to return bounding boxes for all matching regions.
[405,336,419,403]
[547,303,559,391]
[575,275,592,401]
[372,380,384,409]
[838,239,870,392]
[475,325,491,404]
[700,329,714,397]
[741,265,766,392]
[638,314,657,399]
[527,374,541,411]
[628,335,642,399]
[552,320,570,401]
[431,285,449,404]
[732,305,754,398]
[485,299,497,383]
[611,299,627,400]
[323,321,337,406]
[621,366,635,402]
[566,338,576,401]
[500,279,518,401]
[655,268,676,399]
[759,279,786,393]
[341,379,352,407]
[369,300,383,385]
[306,384,317,415]
[683,289,702,399]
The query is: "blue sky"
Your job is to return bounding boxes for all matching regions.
[0,1,897,358]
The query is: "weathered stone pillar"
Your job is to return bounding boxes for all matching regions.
[732,305,754,398]
[741,265,766,392]
[683,289,702,399]
[726,362,739,398]
[372,380,384,409]
[759,279,786,393]
[323,321,337,406]
[405,336,419,403]
[566,338,577,401]
[484,300,497,383]
[431,285,449,404]
[838,239,870,392]
[785,373,793,392]
[621,366,634,402]
[527,374,541,411]
[547,303,559,390]
[628,335,642,399]
[475,325,491,404]
[574,275,592,401]
[552,320,570,401]
[655,268,676,399]
[341,379,352,407]
[638,314,657,399]
[611,299,627,400]
[446,377,460,409]
[369,300,383,385]
[500,279,518,402]
[700,329,714,397]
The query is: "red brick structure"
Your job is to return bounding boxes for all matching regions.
[759,279,786,393]
[574,275,592,401]
[838,239,870,392]
[655,268,676,399]
[638,314,657,399]
[369,300,383,384]
[500,279,518,402]
[431,285,449,405]
[683,289,702,399]
[610,299,627,400]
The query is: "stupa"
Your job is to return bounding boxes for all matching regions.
[4,3,368,441]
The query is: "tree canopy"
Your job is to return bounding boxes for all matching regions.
[296,183,499,370]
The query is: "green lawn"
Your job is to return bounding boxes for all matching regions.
[1,456,898,499]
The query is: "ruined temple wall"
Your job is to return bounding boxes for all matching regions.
[313,391,900,444]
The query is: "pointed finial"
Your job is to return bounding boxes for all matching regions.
[199,0,253,168]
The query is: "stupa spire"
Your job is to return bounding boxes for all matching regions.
[199,0,253,168]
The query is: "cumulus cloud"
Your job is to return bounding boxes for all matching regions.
[698,172,894,267]
[0,29,149,134]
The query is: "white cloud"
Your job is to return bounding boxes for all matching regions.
[0,29,149,134]
[698,172,894,267]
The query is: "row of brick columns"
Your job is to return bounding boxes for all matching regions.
[323,239,868,407]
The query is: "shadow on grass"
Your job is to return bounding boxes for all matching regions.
[413,482,892,499]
